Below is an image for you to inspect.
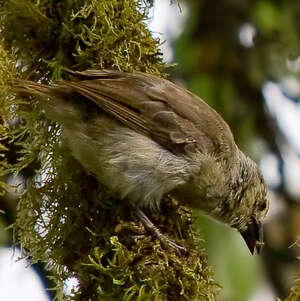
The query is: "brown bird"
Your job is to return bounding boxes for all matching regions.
[15,69,269,254]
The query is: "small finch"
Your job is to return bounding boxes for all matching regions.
[15,69,269,254]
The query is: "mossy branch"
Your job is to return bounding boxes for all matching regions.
[0,1,219,300]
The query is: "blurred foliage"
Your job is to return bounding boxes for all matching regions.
[194,214,261,301]
[0,0,219,300]
[171,0,300,300]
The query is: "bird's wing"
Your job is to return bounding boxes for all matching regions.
[60,69,237,157]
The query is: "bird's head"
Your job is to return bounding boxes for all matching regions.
[175,151,269,255]
[237,174,269,254]
[212,154,269,254]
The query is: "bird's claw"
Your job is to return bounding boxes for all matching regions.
[134,206,187,255]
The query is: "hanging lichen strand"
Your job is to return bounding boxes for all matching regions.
[0,0,219,300]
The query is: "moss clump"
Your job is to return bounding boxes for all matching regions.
[0,43,17,195]
[0,0,164,78]
[0,0,219,300]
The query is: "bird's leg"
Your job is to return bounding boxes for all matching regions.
[134,206,187,254]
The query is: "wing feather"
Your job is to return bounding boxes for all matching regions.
[62,69,237,158]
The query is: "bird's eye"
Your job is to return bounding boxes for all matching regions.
[259,200,267,211]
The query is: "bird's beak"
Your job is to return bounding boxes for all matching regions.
[240,218,264,255]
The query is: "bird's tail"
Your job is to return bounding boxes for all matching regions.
[14,79,69,99]
[13,79,82,126]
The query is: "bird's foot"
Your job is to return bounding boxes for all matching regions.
[134,207,187,255]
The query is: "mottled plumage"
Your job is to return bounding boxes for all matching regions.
[15,69,269,254]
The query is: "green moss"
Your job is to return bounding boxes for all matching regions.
[0,43,20,193]
[0,0,165,77]
[0,1,219,300]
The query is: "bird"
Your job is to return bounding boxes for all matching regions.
[15,69,269,254]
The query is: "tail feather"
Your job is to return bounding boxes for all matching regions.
[14,79,70,99]
[13,79,82,125]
